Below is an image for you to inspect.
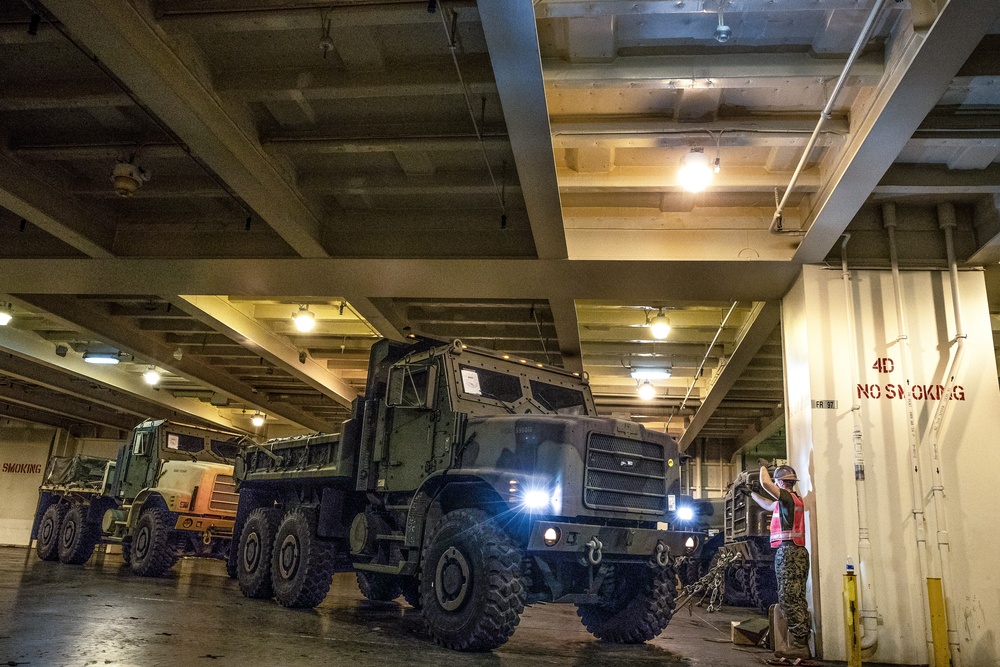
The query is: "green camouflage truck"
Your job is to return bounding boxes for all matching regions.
[230,337,701,651]
[33,419,247,577]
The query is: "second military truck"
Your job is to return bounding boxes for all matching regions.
[231,337,700,651]
[34,419,246,576]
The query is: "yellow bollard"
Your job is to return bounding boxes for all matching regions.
[844,563,862,667]
[927,578,950,667]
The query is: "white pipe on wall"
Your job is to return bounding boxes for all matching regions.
[930,203,966,665]
[840,234,880,653]
[882,203,933,663]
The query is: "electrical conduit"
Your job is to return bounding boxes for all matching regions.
[928,202,966,666]
[883,203,933,663]
[840,234,880,654]
[770,0,889,233]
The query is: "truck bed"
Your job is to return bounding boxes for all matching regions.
[236,430,356,484]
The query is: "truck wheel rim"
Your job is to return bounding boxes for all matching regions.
[135,526,150,559]
[40,519,54,544]
[435,546,470,611]
[278,534,300,580]
[61,519,77,549]
[243,532,261,572]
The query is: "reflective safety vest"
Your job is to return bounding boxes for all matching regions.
[770,492,806,547]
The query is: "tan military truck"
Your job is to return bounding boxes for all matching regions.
[33,419,249,577]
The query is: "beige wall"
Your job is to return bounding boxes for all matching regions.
[783,266,1000,665]
[0,426,124,546]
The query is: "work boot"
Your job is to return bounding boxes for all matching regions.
[775,640,811,660]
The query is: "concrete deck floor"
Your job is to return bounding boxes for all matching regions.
[1,546,797,667]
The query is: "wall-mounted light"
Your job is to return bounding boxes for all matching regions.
[0,304,12,326]
[143,366,161,385]
[637,380,657,401]
[648,310,671,339]
[251,412,265,427]
[83,351,121,365]
[292,305,316,333]
[678,149,714,193]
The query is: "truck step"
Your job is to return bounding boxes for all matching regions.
[354,561,405,575]
[383,504,409,511]
[376,532,405,542]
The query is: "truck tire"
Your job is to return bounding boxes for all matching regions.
[238,507,282,599]
[121,537,132,567]
[58,504,100,565]
[356,571,402,602]
[419,508,525,652]
[36,503,68,561]
[130,507,176,577]
[271,508,335,608]
[576,562,677,643]
[750,563,778,611]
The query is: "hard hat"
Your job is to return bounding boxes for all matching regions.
[773,465,798,483]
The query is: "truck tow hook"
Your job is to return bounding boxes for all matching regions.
[202,530,214,545]
[653,541,669,567]
[585,537,603,565]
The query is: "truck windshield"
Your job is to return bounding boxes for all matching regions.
[529,380,588,415]
[459,365,522,403]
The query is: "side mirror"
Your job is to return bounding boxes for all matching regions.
[386,364,437,409]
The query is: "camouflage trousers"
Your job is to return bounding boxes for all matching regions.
[775,544,811,646]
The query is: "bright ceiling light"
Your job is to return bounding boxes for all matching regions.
[631,367,672,380]
[0,304,12,326]
[293,305,316,333]
[677,149,713,193]
[637,380,657,401]
[649,312,671,339]
[251,412,265,427]
[143,366,161,385]
[83,352,120,365]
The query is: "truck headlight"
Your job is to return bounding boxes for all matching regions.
[676,505,694,522]
[522,489,551,510]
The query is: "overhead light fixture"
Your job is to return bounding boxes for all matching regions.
[251,412,266,427]
[143,366,161,385]
[83,351,121,365]
[714,4,732,43]
[631,367,672,380]
[293,305,316,333]
[649,310,671,339]
[0,304,12,326]
[637,380,657,401]
[678,149,714,193]
[110,157,150,198]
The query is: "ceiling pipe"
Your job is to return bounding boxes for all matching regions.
[664,301,738,430]
[769,0,890,234]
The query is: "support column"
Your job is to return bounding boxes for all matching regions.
[781,265,1000,664]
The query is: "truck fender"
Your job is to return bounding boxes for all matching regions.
[126,491,168,529]
[403,472,506,549]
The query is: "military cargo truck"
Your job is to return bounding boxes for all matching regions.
[33,419,247,577]
[231,337,700,651]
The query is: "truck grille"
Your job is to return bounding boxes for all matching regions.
[584,434,666,514]
[208,474,239,515]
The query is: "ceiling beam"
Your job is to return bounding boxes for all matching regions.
[543,53,883,88]
[794,0,1000,262]
[558,166,821,192]
[44,0,329,258]
[0,318,248,431]
[0,258,802,302]
[872,163,1000,195]
[479,0,568,260]
[173,295,358,408]
[11,294,331,432]
[0,381,136,431]
[678,301,781,452]
[0,153,116,258]
[730,412,786,463]
[536,0,880,18]
[0,401,78,431]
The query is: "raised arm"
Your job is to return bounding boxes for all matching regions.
[759,465,781,500]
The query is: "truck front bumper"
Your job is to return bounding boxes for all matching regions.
[525,519,701,562]
[173,515,235,538]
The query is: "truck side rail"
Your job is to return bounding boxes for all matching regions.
[236,430,354,483]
